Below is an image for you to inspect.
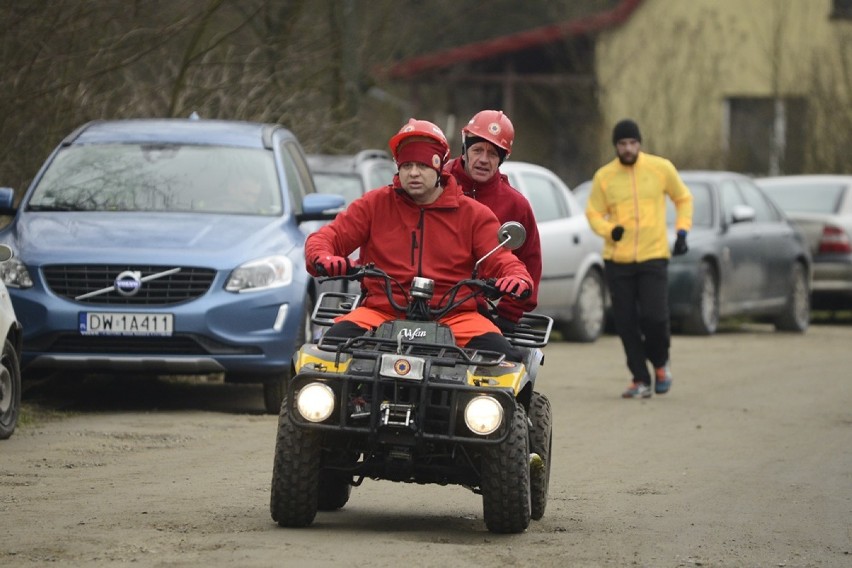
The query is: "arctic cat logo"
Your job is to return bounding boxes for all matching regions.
[400,328,427,340]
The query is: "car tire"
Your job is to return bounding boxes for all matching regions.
[774,262,810,332]
[262,293,315,414]
[480,403,531,534]
[561,269,605,342]
[270,394,321,527]
[528,391,552,521]
[0,339,22,440]
[681,261,719,336]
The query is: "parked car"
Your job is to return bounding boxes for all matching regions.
[669,171,811,334]
[0,118,344,414]
[0,244,23,440]
[307,149,396,205]
[572,172,811,335]
[755,175,852,311]
[500,161,606,342]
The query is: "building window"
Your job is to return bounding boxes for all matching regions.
[724,97,806,175]
[831,0,852,19]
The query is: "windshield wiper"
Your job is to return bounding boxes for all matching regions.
[27,204,85,211]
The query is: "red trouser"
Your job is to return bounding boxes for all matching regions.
[337,306,500,347]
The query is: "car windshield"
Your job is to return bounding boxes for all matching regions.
[760,182,845,214]
[667,182,712,228]
[312,172,363,205]
[27,144,283,215]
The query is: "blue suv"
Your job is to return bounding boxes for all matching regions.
[0,118,343,413]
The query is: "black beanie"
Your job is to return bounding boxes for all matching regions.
[612,119,642,145]
[464,135,508,163]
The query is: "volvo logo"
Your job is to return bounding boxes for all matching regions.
[114,271,143,297]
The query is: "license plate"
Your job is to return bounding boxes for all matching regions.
[79,312,174,336]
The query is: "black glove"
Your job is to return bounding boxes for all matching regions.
[493,315,517,334]
[673,230,688,256]
[611,225,624,242]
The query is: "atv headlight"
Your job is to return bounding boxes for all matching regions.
[225,255,293,293]
[296,383,335,423]
[0,256,33,288]
[464,396,503,436]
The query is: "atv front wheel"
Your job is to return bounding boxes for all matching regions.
[528,391,552,520]
[270,395,321,527]
[480,403,531,534]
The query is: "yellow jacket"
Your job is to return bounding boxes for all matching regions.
[586,152,693,263]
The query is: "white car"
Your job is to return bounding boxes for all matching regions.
[500,162,606,342]
[0,244,23,439]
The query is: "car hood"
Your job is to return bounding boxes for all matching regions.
[4,211,300,267]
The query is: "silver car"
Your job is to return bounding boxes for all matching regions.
[500,162,606,342]
[0,244,23,439]
[756,175,852,311]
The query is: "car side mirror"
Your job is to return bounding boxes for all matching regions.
[0,187,17,216]
[297,193,346,223]
[731,204,756,224]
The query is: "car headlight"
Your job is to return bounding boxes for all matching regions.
[464,396,503,436]
[225,255,292,293]
[296,383,335,423]
[0,256,33,288]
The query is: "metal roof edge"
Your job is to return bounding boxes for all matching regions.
[379,0,644,80]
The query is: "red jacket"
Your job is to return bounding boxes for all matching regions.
[305,174,532,316]
[445,156,542,322]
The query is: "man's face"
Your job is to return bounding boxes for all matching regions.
[398,162,441,204]
[464,141,501,183]
[616,138,640,165]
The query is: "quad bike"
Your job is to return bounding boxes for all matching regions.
[270,222,553,534]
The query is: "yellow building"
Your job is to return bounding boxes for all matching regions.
[386,0,852,182]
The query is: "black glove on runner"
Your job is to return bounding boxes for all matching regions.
[611,225,624,242]
[673,230,689,256]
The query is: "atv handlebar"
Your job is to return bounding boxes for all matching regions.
[316,263,527,320]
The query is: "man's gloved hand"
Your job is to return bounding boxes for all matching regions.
[495,276,531,299]
[493,315,517,334]
[314,255,349,276]
[673,230,689,256]
[611,225,624,242]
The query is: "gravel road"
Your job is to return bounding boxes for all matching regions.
[2,321,850,567]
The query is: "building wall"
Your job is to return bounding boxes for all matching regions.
[594,0,851,173]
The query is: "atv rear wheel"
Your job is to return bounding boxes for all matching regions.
[528,391,552,520]
[270,395,321,527]
[480,403,531,534]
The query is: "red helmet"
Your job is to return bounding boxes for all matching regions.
[461,110,514,158]
[388,118,450,165]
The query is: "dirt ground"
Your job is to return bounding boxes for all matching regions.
[1,321,850,568]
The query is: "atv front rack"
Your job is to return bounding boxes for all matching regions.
[317,333,507,368]
[312,291,553,348]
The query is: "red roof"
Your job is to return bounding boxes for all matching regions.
[383,0,644,80]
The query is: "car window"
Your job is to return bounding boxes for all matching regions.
[517,172,568,223]
[313,172,363,205]
[27,143,282,215]
[670,182,713,228]
[367,162,395,190]
[717,180,747,224]
[280,141,313,214]
[737,180,777,222]
[760,182,846,214]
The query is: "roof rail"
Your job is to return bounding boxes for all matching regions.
[354,149,391,164]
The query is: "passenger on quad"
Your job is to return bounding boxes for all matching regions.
[305,118,533,361]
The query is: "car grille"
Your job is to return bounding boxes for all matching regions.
[44,333,260,356]
[42,265,216,305]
